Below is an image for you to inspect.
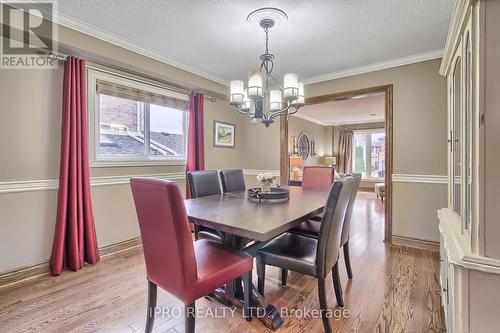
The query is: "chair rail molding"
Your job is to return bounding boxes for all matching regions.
[0,170,280,194]
[0,172,186,194]
[243,169,281,177]
[392,173,448,184]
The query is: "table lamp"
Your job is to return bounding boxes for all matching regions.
[324,156,337,167]
[289,156,304,180]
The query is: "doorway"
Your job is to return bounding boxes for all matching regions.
[280,85,393,242]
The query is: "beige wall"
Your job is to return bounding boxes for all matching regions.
[0,16,447,273]
[307,59,447,242]
[288,116,333,166]
[0,20,251,273]
[241,122,280,170]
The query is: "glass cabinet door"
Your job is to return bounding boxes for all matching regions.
[464,32,472,234]
[452,55,462,218]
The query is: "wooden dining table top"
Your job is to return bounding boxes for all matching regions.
[184,186,329,242]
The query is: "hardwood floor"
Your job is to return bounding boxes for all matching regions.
[0,192,445,333]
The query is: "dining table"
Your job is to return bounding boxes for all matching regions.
[184,186,330,330]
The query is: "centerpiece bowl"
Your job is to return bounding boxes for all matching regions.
[247,187,290,203]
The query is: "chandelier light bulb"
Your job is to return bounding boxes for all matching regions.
[291,82,305,106]
[248,70,263,98]
[283,73,299,100]
[230,80,244,104]
[242,89,251,110]
[269,90,282,111]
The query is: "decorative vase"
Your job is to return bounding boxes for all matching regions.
[261,182,272,193]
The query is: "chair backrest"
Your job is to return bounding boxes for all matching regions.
[340,173,362,247]
[302,166,335,189]
[130,178,197,300]
[187,170,222,198]
[219,169,246,193]
[315,176,354,278]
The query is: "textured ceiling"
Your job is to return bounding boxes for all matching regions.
[294,94,385,126]
[51,0,454,84]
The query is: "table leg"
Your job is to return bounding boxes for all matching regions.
[216,233,284,330]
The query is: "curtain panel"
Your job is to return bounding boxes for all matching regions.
[185,92,205,198]
[338,128,354,174]
[50,57,100,276]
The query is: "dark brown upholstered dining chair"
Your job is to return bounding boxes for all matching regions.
[187,170,223,242]
[219,168,246,193]
[130,178,253,333]
[284,165,336,285]
[291,173,362,280]
[256,177,355,333]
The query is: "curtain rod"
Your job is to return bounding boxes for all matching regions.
[48,51,219,102]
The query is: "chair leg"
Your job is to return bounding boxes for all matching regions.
[332,264,344,307]
[343,241,353,279]
[281,268,288,286]
[193,224,200,240]
[242,271,252,321]
[235,277,244,299]
[257,259,266,295]
[318,277,332,333]
[145,280,157,333]
[185,303,195,333]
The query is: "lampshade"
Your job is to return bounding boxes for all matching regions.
[248,70,263,98]
[242,89,251,110]
[291,82,305,106]
[269,89,282,111]
[324,156,337,166]
[283,73,299,100]
[290,155,304,169]
[230,80,244,104]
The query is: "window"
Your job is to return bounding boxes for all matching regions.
[352,129,385,179]
[88,69,189,166]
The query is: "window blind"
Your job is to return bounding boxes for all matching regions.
[96,80,189,110]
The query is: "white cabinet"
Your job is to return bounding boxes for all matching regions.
[439,0,500,332]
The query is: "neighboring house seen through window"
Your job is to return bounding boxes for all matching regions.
[352,129,385,179]
[88,69,189,166]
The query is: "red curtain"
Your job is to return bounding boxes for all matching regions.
[50,56,100,276]
[185,92,205,198]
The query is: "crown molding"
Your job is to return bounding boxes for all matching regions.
[290,113,330,126]
[26,3,229,87]
[292,113,385,127]
[303,49,444,85]
[439,0,471,75]
[10,4,446,89]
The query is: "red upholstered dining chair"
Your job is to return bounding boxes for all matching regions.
[301,165,335,188]
[130,178,253,333]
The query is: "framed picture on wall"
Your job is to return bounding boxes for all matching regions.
[213,121,235,148]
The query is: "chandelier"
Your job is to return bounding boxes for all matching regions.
[230,8,304,127]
